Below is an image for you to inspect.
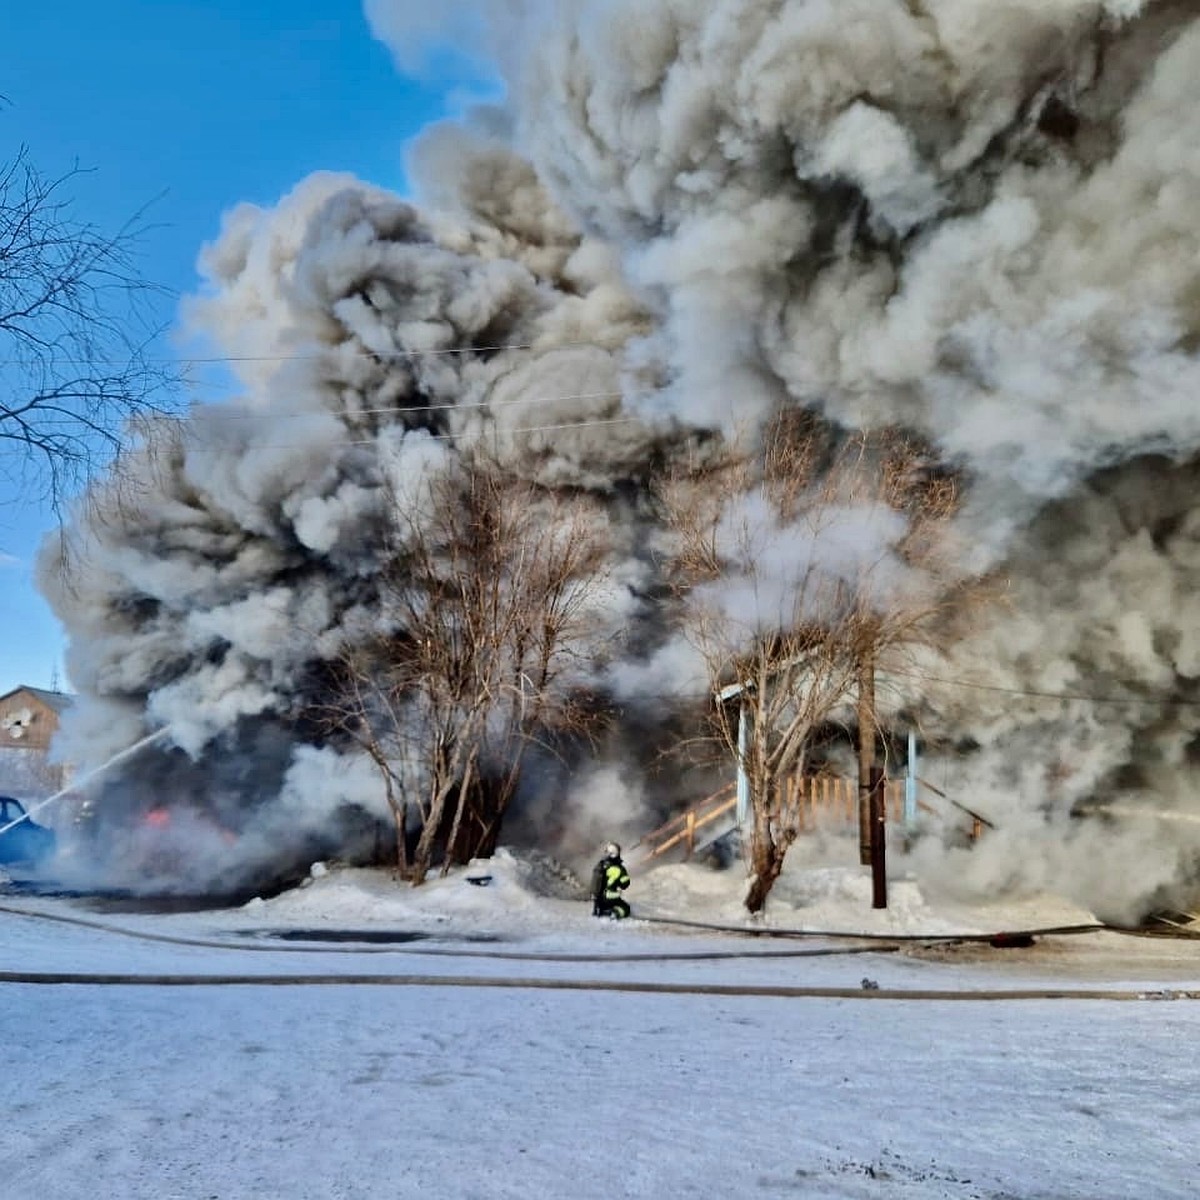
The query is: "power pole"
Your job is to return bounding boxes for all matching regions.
[870,765,887,909]
[857,652,875,867]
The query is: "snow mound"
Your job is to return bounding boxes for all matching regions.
[241,847,588,932]
[631,857,1098,938]
[235,840,1100,942]
[503,847,589,901]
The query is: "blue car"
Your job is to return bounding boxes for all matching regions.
[0,796,57,867]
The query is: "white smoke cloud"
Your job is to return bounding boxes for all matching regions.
[538,761,650,870]
[607,633,709,704]
[278,744,393,824]
[362,0,496,79]
[699,491,917,633]
[36,0,1200,916]
[804,101,941,236]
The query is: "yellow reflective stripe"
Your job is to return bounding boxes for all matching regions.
[604,864,629,897]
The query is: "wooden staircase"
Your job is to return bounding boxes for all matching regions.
[633,784,739,864]
[634,774,992,864]
[1143,909,1200,935]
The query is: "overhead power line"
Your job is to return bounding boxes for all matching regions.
[167,415,646,451]
[167,389,627,421]
[0,337,614,369]
[0,412,648,460]
[884,666,1200,709]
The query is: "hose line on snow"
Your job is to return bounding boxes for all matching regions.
[0,900,906,961]
[0,968,1198,1001]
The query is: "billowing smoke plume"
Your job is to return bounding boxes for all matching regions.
[39,0,1200,917]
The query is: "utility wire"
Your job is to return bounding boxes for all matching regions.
[610,669,1200,711]
[167,415,646,451]
[0,338,612,369]
[165,389,627,420]
[882,665,1200,709]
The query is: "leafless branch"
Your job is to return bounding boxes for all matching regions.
[0,146,176,509]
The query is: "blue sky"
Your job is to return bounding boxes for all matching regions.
[0,0,472,696]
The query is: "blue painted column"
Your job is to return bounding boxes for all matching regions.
[904,730,918,828]
[736,701,750,825]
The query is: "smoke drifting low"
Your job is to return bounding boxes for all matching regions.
[38,0,1200,917]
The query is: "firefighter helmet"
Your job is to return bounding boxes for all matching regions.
[605,841,621,859]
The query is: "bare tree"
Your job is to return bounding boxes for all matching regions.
[319,637,420,878]
[0,742,67,800]
[660,413,969,912]
[321,457,617,884]
[0,144,172,507]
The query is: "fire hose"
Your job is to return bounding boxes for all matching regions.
[1,901,1199,999]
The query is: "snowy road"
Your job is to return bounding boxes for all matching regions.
[4,960,1198,1200]
[3,875,1199,1200]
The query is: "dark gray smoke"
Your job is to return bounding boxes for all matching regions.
[38,1,1200,917]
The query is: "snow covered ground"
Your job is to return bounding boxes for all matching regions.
[2,847,1199,1199]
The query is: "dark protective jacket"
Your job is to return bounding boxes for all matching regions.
[603,858,631,898]
[592,854,630,913]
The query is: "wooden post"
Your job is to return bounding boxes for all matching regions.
[685,809,696,858]
[857,654,875,866]
[870,766,887,909]
[735,701,750,826]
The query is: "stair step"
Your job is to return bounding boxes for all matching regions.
[1145,909,1200,932]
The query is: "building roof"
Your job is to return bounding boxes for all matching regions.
[0,686,76,714]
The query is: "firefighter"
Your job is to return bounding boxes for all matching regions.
[591,841,631,919]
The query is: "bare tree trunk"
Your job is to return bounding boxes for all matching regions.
[411,762,456,885]
[465,744,524,864]
[745,776,792,913]
[380,766,409,879]
[440,751,478,875]
[395,797,409,878]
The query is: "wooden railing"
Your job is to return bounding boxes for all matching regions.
[636,783,738,861]
[782,775,905,827]
[916,776,995,840]
[636,773,988,863]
